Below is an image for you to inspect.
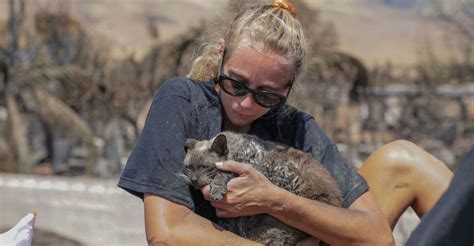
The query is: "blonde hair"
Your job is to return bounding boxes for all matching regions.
[188,2,307,84]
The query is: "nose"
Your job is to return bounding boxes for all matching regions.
[191,174,198,183]
[238,93,255,109]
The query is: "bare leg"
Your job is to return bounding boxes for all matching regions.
[358,140,453,228]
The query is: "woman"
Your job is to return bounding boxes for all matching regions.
[118,1,452,245]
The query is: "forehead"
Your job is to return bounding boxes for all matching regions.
[225,41,294,88]
[184,140,210,162]
[232,39,291,64]
[188,140,211,152]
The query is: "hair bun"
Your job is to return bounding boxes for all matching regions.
[272,0,297,17]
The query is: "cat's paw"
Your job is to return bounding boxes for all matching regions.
[210,185,226,201]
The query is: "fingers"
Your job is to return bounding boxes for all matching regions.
[296,237,321,246]
[201,185,211,200]
[213,206,242,218]
[215,208,236,218]
[215,161,251,175]
[213,204,256,218]
[212,202,232,217]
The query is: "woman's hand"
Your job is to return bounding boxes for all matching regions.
[296,237,321,246]
[201,160,278,218]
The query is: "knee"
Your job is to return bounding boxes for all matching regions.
[368,139,425,175]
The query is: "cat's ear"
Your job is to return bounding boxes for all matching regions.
[211,134,228,157]
[185,138,198,151]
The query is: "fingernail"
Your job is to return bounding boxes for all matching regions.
[215,162,223,167]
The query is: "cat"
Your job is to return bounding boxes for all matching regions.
[180,131,343,246]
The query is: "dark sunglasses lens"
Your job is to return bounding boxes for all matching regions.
[221,78,247,96]
[219,77,285,108]
[254,92,284,107]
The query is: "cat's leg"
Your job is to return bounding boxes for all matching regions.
[358,140,453,228]
[242,215,304,246]
[210,172,236,200]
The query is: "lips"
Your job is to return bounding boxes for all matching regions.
[234,109,252,118]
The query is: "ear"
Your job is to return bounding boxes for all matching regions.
[210,134,228,157]
[185,138,198,151]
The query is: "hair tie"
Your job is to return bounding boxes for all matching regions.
[272,0,297,17]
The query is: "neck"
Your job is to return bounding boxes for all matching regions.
[222,117,251,133]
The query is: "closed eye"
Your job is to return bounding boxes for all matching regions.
[229,79,246,90]
[208,169,219,178]
[183,166,192,173]
[204,166,214,170]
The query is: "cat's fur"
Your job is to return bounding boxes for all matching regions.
[180,131,343,246]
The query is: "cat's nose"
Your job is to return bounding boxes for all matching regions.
[191,174,198,183]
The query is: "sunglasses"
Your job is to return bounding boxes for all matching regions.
[216,48,292,108]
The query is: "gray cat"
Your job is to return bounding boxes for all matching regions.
[180,131,343,246]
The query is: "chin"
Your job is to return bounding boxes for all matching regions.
[226,116,254,132]
[231,118,252,127]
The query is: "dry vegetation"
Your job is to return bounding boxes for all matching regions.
[0,0,472,176]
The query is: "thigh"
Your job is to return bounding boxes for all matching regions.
[358,140,453,228]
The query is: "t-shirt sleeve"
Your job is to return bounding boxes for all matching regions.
[299,113,368,208]
[117,78,196,210]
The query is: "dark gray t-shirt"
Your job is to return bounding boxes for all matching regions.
[118,77,368,221]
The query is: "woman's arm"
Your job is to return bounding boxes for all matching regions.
[143,194,262,246]
[205,161,394,246]
[268,187,394,245]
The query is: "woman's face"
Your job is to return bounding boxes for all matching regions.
[219,41,294,133]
